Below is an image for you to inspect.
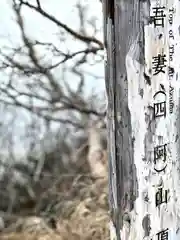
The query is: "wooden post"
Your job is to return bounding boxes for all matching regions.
[103,0,180,239]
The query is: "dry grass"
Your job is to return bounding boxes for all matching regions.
[0,174,110,240]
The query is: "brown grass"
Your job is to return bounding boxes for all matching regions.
[0,175,110,240]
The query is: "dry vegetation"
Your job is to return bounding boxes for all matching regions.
[0,175,109,240]
[0,118,109,240]
[0,1,109,239]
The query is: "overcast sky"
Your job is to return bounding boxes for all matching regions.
[0,0,104,93]
[0,0,105,158]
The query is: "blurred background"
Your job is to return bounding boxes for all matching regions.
[0,0,109,239]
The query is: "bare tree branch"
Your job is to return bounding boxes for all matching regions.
[0,0,105,128]
[18,0,104,48]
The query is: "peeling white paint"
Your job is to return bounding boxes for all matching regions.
[110,220,117,240]
[120,0,180,239]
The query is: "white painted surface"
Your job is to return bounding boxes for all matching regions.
[120,0,180,239]
[110,220,117,240]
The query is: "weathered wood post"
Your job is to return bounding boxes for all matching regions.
[102,0,180,239]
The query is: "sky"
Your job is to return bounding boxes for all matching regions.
[0,0,105,158]
[0,0,104,93]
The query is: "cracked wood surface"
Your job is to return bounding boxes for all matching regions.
[103,0,180,239]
